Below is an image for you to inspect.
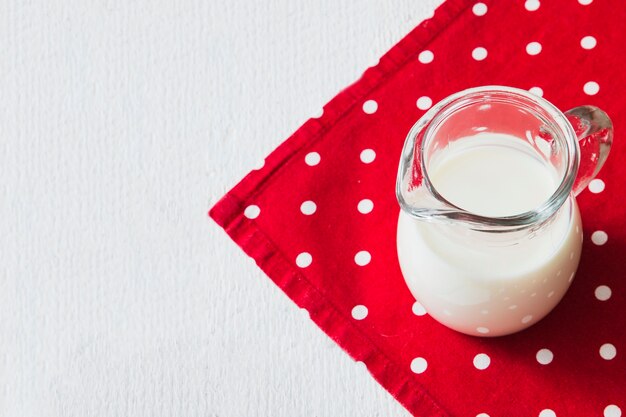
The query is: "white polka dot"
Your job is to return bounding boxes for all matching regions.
[300,200,317,215]
[357,199,374,214]
[584,81,600,95]
[416,96,433,110]
[525,0,540,11]
[360,149,376,164]
[570,251,575,259]
[604,405,622,417]
[529,86,543,97]
[305,152,320,166]
[526,42,542,55]
[481,309,489,315]
[244,205,260,219]
[536,348,554,365]
[588,179,605,193]
[508,305,518,310]
[522,315,533,324]
[595,285,612,301]
[569,272,575,283]
[412,301,427,316]
[539,410,556,417]
[600,343,617,360]
[477,414,490,417]
[354,250,371,266]
[578,0,593,4]
[362,100,378,114]
[296,252,312,268]
[547,291,555,298]
[313,108,324,118]
[477,327,490,334]
[410,357,428,374]
[472,47,488,61]
[351,305,368,320]
[418,50,434,64]
[580,35,597,49]
[591,230,608,245]
[473,353,491,370]
[472,2,487,16]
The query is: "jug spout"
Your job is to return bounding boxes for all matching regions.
[395,116,479,227]
[396,133,458,221]
[396,117,451,220]
[397,174,455,221]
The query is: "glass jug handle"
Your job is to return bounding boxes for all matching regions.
[565,106,613,196]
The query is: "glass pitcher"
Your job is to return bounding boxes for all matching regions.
[396,86,613,337]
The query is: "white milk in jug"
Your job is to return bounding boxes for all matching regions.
[397,133,583,336]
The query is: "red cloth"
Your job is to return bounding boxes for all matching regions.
[210,0,625,415]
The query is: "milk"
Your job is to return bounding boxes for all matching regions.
[397,133,583,336]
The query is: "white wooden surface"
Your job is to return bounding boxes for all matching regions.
[1,0,443,415]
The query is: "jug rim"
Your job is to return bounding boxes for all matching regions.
[396,85,579,232]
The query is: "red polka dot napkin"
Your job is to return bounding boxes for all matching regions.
[210,0,625,415]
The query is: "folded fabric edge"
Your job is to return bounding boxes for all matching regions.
[209,193,450,417]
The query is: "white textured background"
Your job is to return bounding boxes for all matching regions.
[1,0,443,415]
